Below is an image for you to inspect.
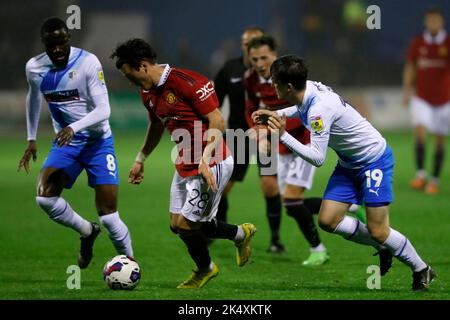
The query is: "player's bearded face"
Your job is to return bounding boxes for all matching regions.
[42,29,71,68]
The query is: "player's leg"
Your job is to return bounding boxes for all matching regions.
[170,213,217,289]
[260,175,283,252]
[95,185,133,257]
[410,97,430,189]
[168,167,219,288]
[318,163,385,250]
[36,146,93,238]
[216,135,250,223]
[84,137,133,264]
[365,144,435,289]
[425,103,450,194]
[257,134,283,252]
[365,205,435,290]
[172,158,255,280]
[279,154,328,264]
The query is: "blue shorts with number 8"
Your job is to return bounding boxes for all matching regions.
[42,136,119,189]
[323,145,394,206]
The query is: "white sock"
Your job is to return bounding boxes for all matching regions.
[36,196,92,237]
[99,212,133,257]
[430,177,439,185]
[348,204,359,213]
[334,216,384,250]
[234,225,245,242]
[382,228,427,272]
[416,169,426,179]
[310,243,326,252]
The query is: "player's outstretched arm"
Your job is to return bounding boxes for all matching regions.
[129,120,164,185]
[18,140,37,174]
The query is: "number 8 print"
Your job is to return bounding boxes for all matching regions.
[106,154,116,171]
[365,169,383,188]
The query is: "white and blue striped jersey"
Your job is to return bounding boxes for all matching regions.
[25,47,111,145]
[279,81,387,169]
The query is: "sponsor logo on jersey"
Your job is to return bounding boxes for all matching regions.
[166,92,177,104]
[160,115,180,124]
[310,116,324,133]
[195,81,215,101]
[98,70,105,83]
[43,89,80,102]
[230,77,242,83]
[68,69,77,80]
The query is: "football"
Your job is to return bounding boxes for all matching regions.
[103,255,141,290]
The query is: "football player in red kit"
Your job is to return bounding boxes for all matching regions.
[111,39,256,288]
[404,8,450,194]
[245,35,330,265]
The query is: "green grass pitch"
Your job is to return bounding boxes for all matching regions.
[1,130,449,300]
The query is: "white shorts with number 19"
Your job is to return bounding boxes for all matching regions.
[169,156,234,222]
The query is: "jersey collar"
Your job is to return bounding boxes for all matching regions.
[258,75,272,84]
[423,30,447,45]
[157,64,171,87]
[297,81,313,110]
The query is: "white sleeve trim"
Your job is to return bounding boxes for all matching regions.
[276,106,298,118]
[68,92,111,133]
[280,131,328,167]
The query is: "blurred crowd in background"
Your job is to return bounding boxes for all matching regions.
[2,0,450,91]
[1,0,449,133]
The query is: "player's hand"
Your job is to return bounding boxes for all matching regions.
[198,158,218,192]
[268,113,286,135]
[56,127,74,147]
[18,140,37,174]
[252,110,276,125]
[129,161,144,184]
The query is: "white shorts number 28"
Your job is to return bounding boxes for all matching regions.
[169,156,233,222]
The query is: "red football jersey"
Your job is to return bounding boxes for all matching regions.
[407,31,450,106]
[140,65,228,177]
[244,70,310,155]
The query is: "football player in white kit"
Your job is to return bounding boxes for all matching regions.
[253,55,435,291]
[18,18,134,268]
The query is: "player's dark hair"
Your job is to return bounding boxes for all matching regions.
[246,35,277,53]
[424,7,444,18]
[270,55,308,91]
[111,38,158,70]
[40,17,69,37]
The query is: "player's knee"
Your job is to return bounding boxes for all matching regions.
[318,215,336,233]
[261,181,279,197]
[367,225,389,243]
[169,225,179,235]
[96,204,117,215]
[36,196,59,217]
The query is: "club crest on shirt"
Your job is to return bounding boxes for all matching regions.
[310,116,324,133]
[68,69,77,80]
[166,92,177,104]
[438,46,448,57]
